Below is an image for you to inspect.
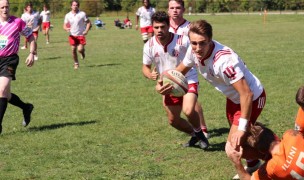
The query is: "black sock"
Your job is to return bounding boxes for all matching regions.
[194,130,209,144]
[9,93,26,110]
[0,98,8,126]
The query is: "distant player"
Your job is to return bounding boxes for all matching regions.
[40,4,51,44]
[63,0,91,69]
[168,0,209,140]
[142,11,209,149]
[135,0,155,43]
[21,2,40,60]
[0,0,36,134]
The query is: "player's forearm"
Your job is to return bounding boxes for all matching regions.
[142,65,152,79]
[28,36,37,53]
[234,163,252,180]
[240,91,253,121]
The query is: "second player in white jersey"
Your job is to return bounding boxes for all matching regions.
[143,33,197,84]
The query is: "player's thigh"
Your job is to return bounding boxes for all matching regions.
[0,77,11,97]
[182,93,197,115]
[77,44,84,52]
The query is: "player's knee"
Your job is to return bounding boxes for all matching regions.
[183,107,195,117]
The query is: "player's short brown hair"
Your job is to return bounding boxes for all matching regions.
[168,0,184,8]
[189,20,213,40]
[246,122,277,154]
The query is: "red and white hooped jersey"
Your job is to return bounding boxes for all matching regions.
[143,33,198,84]
[182,40,263,103]
[136,6,155,28]
[169,19,190,36]
[64,11,88,36]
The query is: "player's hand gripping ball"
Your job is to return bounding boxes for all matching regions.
[162,69,188,97]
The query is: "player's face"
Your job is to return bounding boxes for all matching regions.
[0,0,9,20]
[153,21,170,41]
[189,32,212,60]
[25,5,32,13]
[71,2,79,12]
[143,0,149,7]
[168,1,184,20]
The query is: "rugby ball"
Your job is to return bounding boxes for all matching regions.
[162,69,188,97]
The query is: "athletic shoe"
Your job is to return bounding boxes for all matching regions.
[232,160,262,179]
[20,46,27,50]
[34,55,38,61]
[198,140,209,150]
[46,41,49,44]
[183,136,198,147]
[22,103,34,127]
[74,63,79,70]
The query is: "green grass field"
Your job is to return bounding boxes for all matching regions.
[0,14,303,179]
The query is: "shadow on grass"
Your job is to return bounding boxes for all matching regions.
[209,127,230,137]
[43,56,61,60]
[86,63,121,68]
[28,120,97,132]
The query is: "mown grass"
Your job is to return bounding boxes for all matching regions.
[0,14,303,179]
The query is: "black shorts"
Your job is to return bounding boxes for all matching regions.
[0,54,19,80]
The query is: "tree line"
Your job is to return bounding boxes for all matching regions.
[8,0,304,17]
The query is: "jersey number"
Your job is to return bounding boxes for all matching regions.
[290,152,304,179]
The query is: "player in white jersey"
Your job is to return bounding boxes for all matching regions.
[168,0,209,140]
[21,2,40,60]
[40,4,51,44]
[136,0,155,43]
[168,0,190,36]
[63,0,91,70]
[171,20,266,177]
[142,11,209,149]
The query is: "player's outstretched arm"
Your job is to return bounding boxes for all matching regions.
[176,63,191,75]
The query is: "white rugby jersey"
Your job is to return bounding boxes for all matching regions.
[169,19,190,36]
[40,10,50,22]
[64,11,88,36]
[21,11,40,30]
[183,40,263,103]
[136,6,155,28]
[143,33,198,84]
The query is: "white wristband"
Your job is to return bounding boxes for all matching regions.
[238,118,248,131]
